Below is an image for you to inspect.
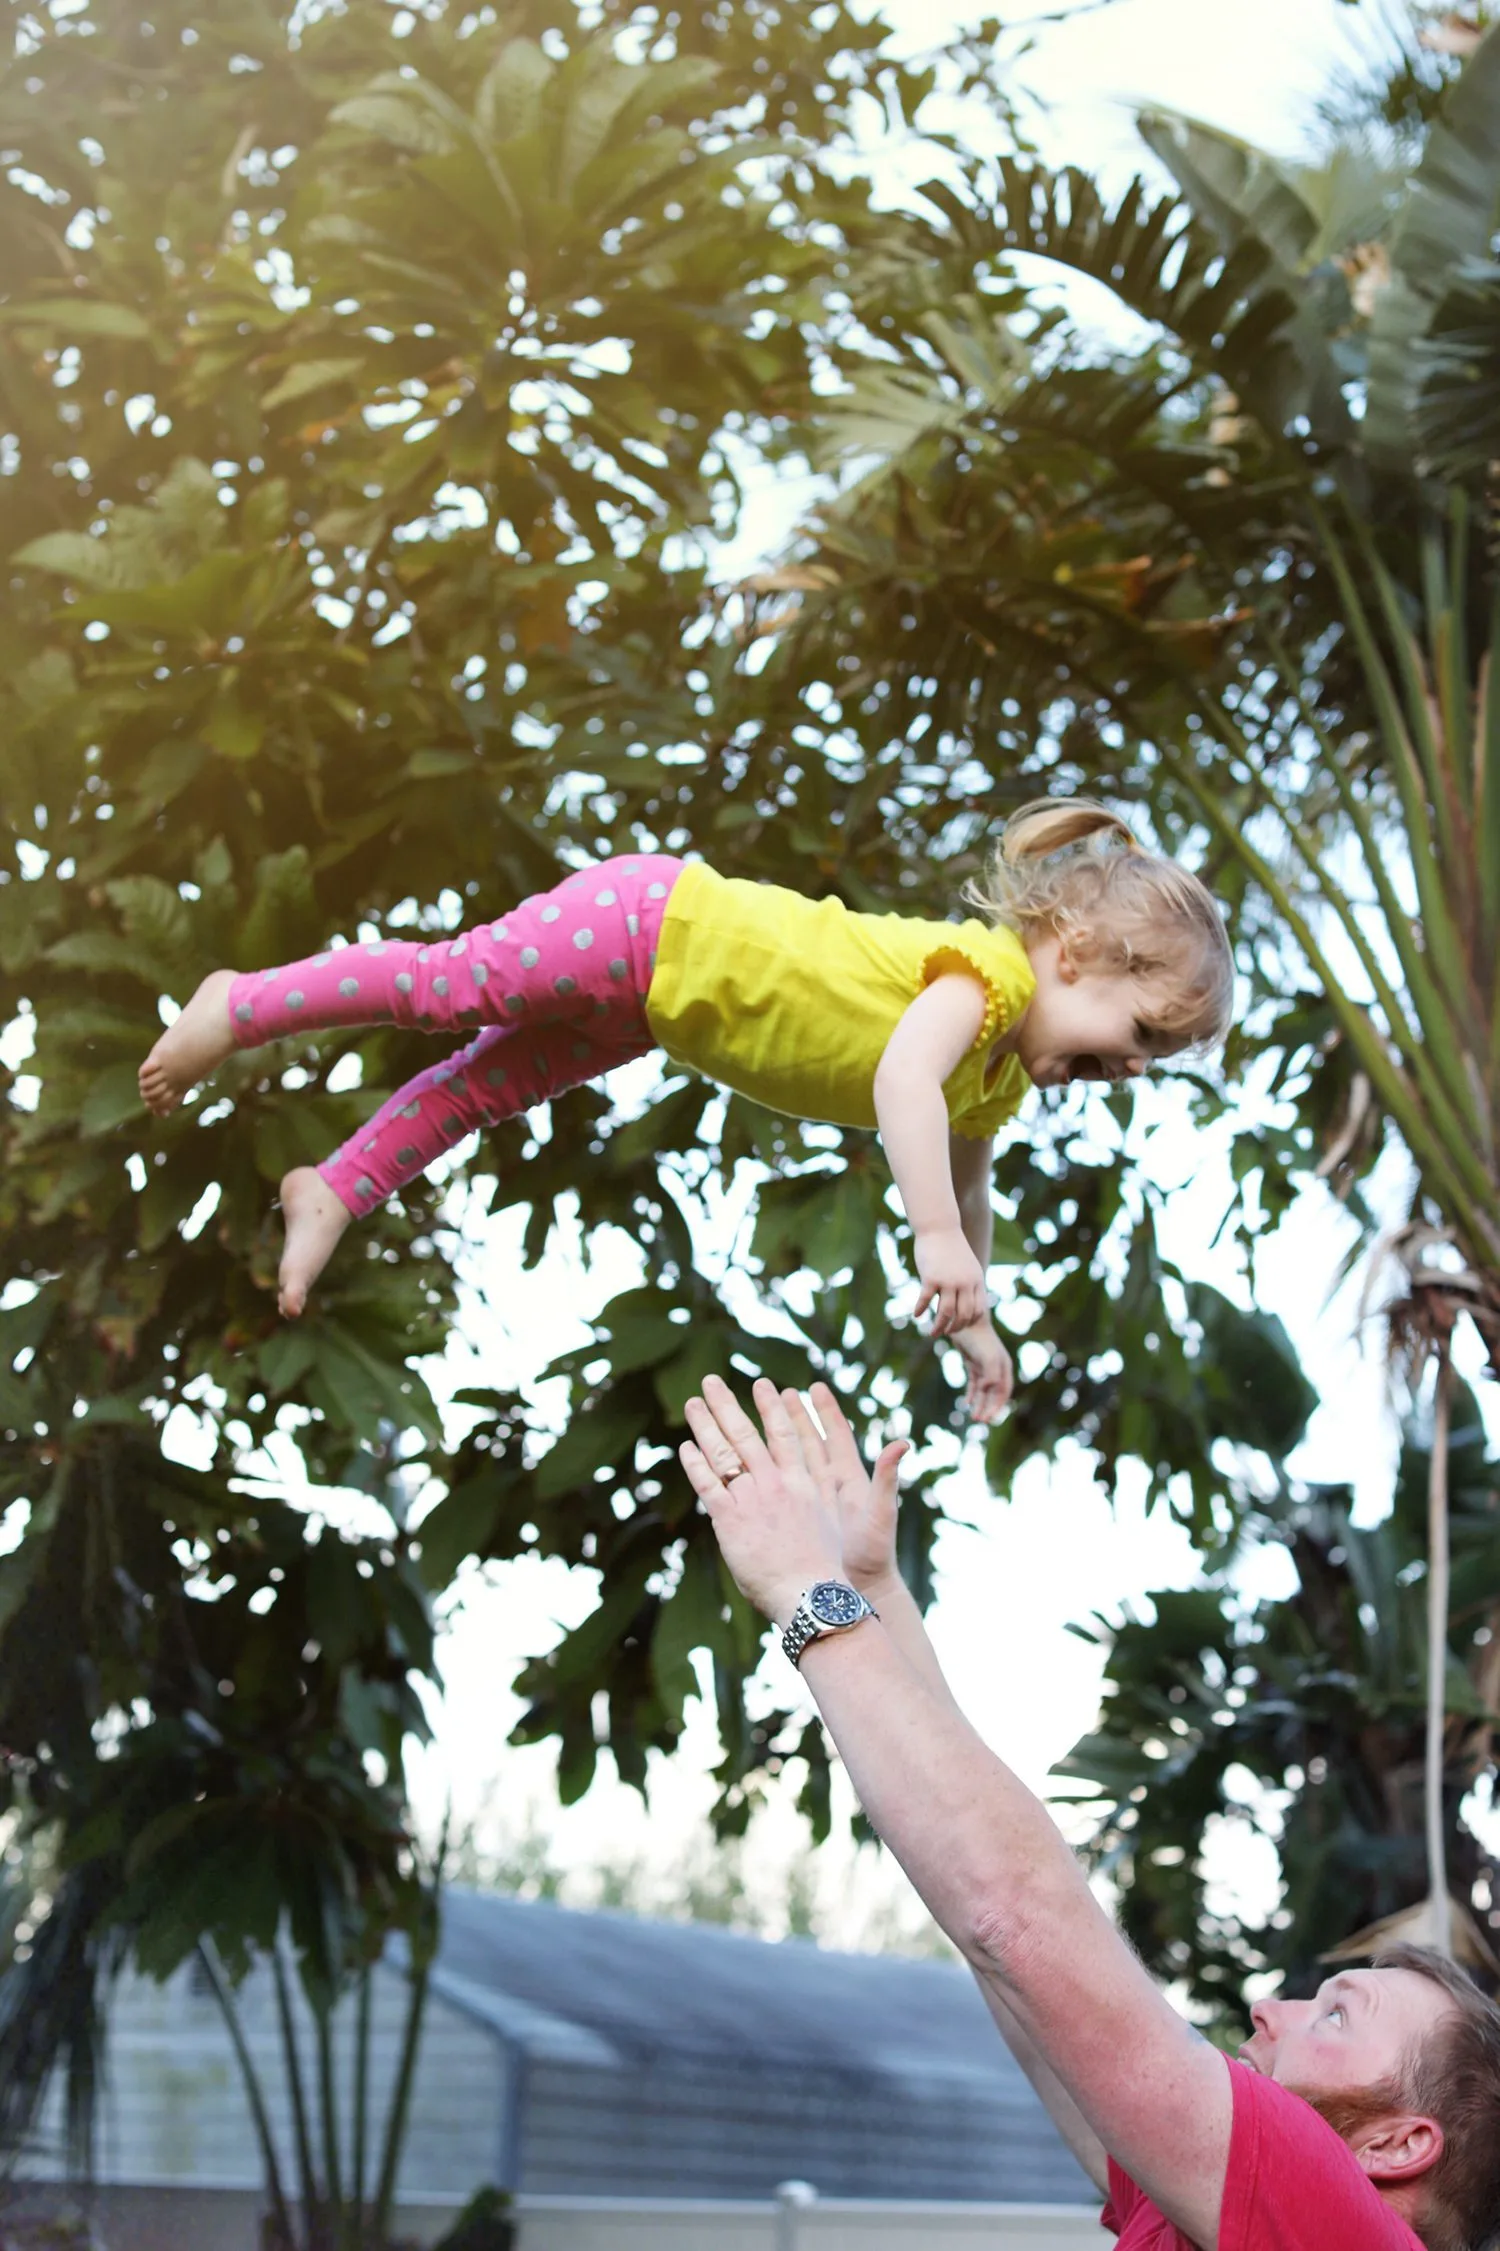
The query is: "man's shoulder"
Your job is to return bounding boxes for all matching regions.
[1220,2062,1424,2251]
[1104,2062,1425,2251]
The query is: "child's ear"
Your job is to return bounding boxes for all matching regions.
[1054,942,1082,985]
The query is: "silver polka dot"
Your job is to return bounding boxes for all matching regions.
[608,959,628,981]
[647,884,667,899]
[452,936,467,956]
[362,1140,377,1153]
[235,1001,253,1022]
[491,922,509,941]
[434,1064,454,1083]
[339,976,359,997]
[626,914,640,936]
[433,975,449,997]
[472,962,488,985]
[573,928,594,950]
[648,949,657,969]
[356,1175,374,1198]
[397,1145,417,1165]
[504,994,526,1015]
[595,888,617,907]
[520,947,540,969]
[286,989,305,1009]
[485,1066,507,1087]
[572,1040,591,1059]
[401,1101,422,1118]
[540,905,561,924]
[395,972,413,994]
[261,967,280,980]
[443,1113,462,1133]
[592,1000,610,1017]
[555,974,577,996]
[313,952,332,966]
[365,941,387,955]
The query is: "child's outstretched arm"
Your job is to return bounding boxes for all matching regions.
[947,1131,1013,1421]
[873,975,992,1337]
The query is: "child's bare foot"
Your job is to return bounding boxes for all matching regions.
[139,970,238,1115]
[278,1167,353,1318]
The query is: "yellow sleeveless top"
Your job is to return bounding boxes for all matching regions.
[644,862,1035,1137]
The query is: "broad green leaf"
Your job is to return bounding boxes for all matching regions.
[260,358,367,411]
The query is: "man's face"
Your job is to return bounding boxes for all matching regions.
[1240,1966,1454,2103]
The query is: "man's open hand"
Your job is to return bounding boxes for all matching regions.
[679,1374,844,1625]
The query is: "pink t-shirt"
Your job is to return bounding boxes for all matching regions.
[1102,2057,1426,2251]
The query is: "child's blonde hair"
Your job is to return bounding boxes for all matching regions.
[964,798,1233,1049]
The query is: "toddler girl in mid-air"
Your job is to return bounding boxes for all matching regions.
[139,800,1232,1421]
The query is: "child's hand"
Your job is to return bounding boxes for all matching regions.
[950,1319,1014,1423]
[913,1227,990,1336]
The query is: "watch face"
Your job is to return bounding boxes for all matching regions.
[808,1581,864,1627]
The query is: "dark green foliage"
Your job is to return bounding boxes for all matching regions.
[1058,1382,1500,2018]
[0,0,1277,1871]
[432,2188,515,2251]
[8,0,1490,2191]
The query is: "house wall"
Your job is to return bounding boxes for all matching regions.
[0,2187,1104,2251]
[25,1957,507,2201]
[518,2055,1092,2200]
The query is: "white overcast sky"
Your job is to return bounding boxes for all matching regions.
[406,0,1500,1942]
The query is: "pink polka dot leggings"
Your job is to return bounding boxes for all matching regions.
[227,855,684,1219]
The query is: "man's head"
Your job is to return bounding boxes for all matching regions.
[1239,1944,1500,2251]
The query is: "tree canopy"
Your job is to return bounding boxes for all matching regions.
[4,0,1498,2176]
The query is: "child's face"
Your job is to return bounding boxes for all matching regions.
[1011,935,1183,1090]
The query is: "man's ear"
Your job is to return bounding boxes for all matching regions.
[1354,2112,1444,2185]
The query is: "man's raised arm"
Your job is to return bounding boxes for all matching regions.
[681,1375,1232,2251]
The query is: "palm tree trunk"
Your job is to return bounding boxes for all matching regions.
[195,1941,298,2250]
[315,2002,344,2230]
[371,1951,430,2242]
[272,1947,323,2248]
[1427,1349,1454,1958]
[348,1967,371,2248]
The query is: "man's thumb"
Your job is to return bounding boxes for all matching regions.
[873,1439,909,1501]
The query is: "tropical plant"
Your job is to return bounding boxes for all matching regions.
[1056,1371,1500,2016]
[714,2,1500,1961]
[0,1440,440,2248]
[0,0,1303,1872]
[1,0,1319,2189]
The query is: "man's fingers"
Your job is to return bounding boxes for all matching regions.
[679,1439,730,1506]
[780,1388,831,1477]
[684,1394,756,1483]
[750,1376,809,1479]
[808,1382,861,1479]
[698,1373,772,1473]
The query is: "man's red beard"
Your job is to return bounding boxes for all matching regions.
[1298,2078,1409,2146]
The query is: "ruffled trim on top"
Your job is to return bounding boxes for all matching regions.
[919,929,1034,1140]
[919,940,1009,1050]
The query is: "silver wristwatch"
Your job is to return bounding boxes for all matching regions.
[781,1580,879,1668]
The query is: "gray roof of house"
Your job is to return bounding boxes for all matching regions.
[429,1888,1097,2203]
